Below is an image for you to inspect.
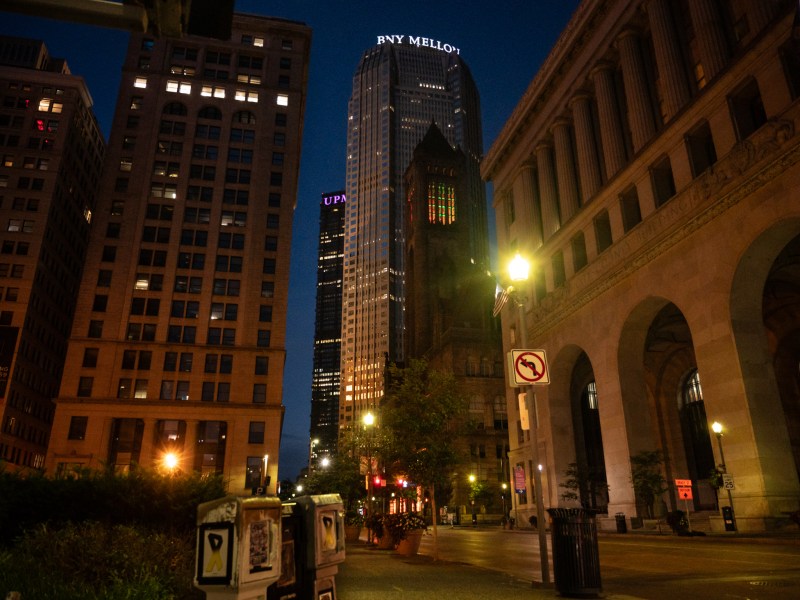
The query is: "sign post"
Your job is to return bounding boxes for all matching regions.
[675,479,693,532]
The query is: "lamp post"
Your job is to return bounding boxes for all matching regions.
[501,483,508,523]
[711,421,736,531]
[507,252,551,585]
[364,412,375,541]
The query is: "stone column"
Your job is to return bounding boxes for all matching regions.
[591,61,628,178]
[688,0,729,83]
[513,161,543,250]
[551,118,581,222]
[535,141,561,240]
[617,27,657,152]
[570,92,603,201]
[646,0,691,120]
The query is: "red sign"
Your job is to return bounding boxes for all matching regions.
[674,479,692,487]
[514,465,526,493]
[678,486,693,500]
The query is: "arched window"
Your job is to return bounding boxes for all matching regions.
[679,368,716,492]
[682,369,703,404]
[198,106,222,120]
[234,110,256,125]
[162,102,187,116]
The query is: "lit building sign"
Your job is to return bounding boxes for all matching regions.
[321,191,346,207]
[376,35,460,55]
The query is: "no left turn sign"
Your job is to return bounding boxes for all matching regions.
[509,349,550,386]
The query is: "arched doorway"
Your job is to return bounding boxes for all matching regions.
[569,352,608,512]
[763,233,800,482]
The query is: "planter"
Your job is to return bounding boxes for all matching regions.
[344,524,361,543]
[394,529,424,556]
[376,535,395,550]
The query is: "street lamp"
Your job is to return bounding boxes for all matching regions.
[364,412,375,541]
[711,421,736,531]
[469,474,477,526]
[501,483,508,523]
[507,252,551,585]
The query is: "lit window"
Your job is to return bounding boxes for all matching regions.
[201,86,212,97]
[179,82,191,94]
[166,80,178,93]
[253,37,264,47]
[38,98,51,111]
[276,94,289,106]
[134,76,147,89]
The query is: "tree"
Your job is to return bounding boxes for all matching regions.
[630,450,668,519]
[381,359,467,560]
[559,462,609,511]
[299,452,365,515]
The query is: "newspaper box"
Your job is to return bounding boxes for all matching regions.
[195,495,282,600]
[292,494,346,599]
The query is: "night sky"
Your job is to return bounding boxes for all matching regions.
[1,0,581,480]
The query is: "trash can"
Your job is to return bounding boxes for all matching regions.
[615,512,627,533]
[547,508,602,598]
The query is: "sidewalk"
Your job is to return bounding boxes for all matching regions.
[335,541,558,600]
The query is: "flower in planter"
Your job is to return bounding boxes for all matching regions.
[345,509,365,527]
[384,512,427,544]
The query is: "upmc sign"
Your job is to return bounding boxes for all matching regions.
[322,191,346,207]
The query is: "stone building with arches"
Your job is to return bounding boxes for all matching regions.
[483,0,800,531]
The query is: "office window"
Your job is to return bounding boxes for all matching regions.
[571,232,588,273]
[650,155,676,208]
[68,416,89,440]
[259,305,272,322]
[257,330,270,347]
[77,378,93,398]
[686,120,717,177]
[620,186,642,232]
[252,384,266,404]
[217,383,230,402]
[82,348,99,368]
[248,421,265,444]
[729,77,767,141]
[255,356,268,375]
[164,352,177,371]
[594,211,613,255]
[552,251,566,288]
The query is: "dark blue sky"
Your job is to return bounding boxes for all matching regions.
[1,0,581,480]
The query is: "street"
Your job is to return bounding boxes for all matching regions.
[417,526,800,599]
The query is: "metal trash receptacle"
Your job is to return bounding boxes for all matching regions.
[615,512,627,533]
[547,508,602,598]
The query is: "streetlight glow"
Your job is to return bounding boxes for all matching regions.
[163,452,178,471]
[508,252,530,282]
[712,421,723,435]
[363,411,375,426]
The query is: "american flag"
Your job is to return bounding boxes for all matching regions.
[492,283,510,317]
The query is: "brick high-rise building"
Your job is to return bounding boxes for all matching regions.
[0,36,105,472]
[45,15,311,493]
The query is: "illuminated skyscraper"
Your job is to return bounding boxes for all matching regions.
[0,36,105,472]
[340,36,485,431]
[310,190,345,464]
[44,15,311,492]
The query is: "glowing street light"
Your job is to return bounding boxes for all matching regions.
[162,451,179,473]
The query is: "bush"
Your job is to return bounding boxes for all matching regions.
[0,522,202,600]
[0,467,225,547]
